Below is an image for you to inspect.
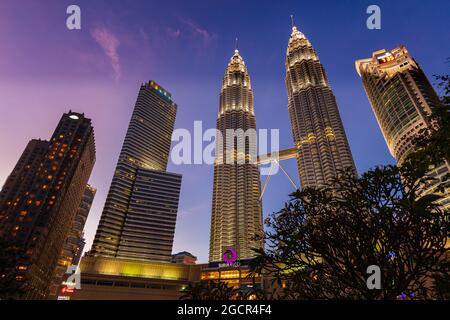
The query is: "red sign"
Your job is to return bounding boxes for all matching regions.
[61,286,74,294]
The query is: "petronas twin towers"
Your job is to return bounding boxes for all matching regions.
[209,22,356,262]
[209,49,263,262]
[286,26,356,187]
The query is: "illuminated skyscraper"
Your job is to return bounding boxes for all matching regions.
[285,23,356,188]
[356,46,450,208]
[0,112,96,299]
[91,81,182,262]
[0,140,50,206]
[69,185,97,265]
[209,49,263,262]
[49,184,96,297]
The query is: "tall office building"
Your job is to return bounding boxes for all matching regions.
[209,49,263,262]
[48,184,96,297]
[356,46,450,208]
[70,185,97,265]
[285,23,356,188]
[91,81,182,262]
[0,112,96,299]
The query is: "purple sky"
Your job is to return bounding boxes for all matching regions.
[0,0,449,263]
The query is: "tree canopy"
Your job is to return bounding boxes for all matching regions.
[251,73,450,300]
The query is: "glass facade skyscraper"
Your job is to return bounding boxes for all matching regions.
[356,46,450,209]
[91,81,182,262]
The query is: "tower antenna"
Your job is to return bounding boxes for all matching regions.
[235,37,239,52]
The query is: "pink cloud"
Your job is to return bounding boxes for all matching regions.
[179,18,216,43]
[91,27,121,81]
[166,27,181,39]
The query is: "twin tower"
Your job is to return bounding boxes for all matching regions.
[209,24,356,262]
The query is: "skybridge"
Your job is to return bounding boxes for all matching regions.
[256,146,298,201]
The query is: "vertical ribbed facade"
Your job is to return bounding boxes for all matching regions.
[285,26,356,188]
[356,46,450,209]
[0,112,96,299]
[91,81,181,262]
[209,50,263,262]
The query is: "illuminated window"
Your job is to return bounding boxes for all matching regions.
[201,271,219,280]
[220,270,240,279]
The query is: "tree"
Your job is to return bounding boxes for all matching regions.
[180,280,265,300]
[180,281,239,300]
[251,72,450,300]
[251,165,449,299]
[432,260,450,299]
[251,70,450,300]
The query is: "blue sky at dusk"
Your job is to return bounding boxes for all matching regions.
[0,0,449,262]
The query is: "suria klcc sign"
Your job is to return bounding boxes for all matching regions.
[219,247,241,268]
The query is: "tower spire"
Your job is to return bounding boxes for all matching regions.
[210,35,261,263]
[291,14,296,30]
[285,16,357,189]
[235,37,239,53]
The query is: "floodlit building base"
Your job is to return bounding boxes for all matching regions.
[63,256,201,300]
[57,256,273,300]
[71,273,195,300]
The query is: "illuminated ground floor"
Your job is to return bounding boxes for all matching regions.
[199,259,263,292]
[59,256,201,300]
[56,256,268,300]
